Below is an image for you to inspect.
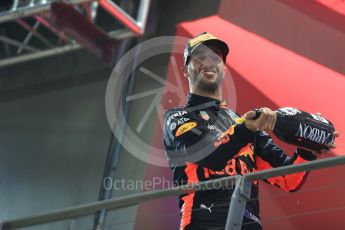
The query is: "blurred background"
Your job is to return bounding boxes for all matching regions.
[0,0,344,229]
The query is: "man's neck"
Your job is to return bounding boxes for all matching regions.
[191,88,222,101]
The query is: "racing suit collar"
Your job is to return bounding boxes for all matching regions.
[186,93,223,108]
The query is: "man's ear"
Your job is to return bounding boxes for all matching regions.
[182,66,188,78]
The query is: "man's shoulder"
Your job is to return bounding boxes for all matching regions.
[163,106,196,132]
[163,107,188,147]
[164,106,190,120]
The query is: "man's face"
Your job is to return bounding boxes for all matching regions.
[185,44,225,92]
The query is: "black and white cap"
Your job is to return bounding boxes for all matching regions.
[183,32,229,66]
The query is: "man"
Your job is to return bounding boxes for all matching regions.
[162,32,338,230]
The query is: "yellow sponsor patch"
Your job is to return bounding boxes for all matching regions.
[234,117,245,124]
[175,122,197,137]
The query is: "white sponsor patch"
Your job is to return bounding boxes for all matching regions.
[207,124,216,130]
[295,123,332,144]
[170,118,190,131]
[170,122,176,130]
[243,209,261,226]
[177,117,190,125]
[166,110,188,125]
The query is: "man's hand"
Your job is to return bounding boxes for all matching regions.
[243,107,276,132]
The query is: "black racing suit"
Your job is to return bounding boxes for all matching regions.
[162,93,316,230]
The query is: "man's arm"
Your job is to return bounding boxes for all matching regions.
[254,131,316,192]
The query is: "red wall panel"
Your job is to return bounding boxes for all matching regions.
[135,8,345,230]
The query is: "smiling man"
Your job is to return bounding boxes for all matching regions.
[162,32,338,230]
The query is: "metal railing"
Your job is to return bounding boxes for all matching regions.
[1,155,345,230]
[0,0,94,23]
[0,0,151,68]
